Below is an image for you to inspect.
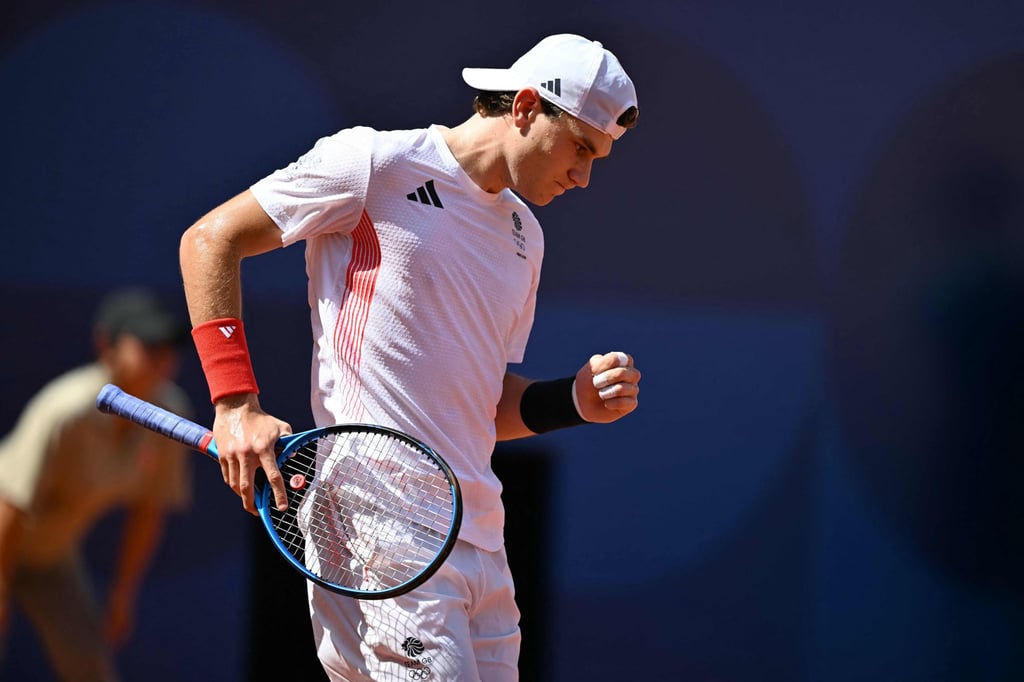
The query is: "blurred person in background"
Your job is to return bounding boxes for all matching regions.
[0,287,193,682]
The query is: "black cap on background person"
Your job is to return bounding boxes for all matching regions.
[93,287,187,347]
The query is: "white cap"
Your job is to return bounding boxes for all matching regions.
[462,34,639,140]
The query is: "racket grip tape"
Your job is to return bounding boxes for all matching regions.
[96,383,217,457]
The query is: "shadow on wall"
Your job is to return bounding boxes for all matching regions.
[832,53,1024,599]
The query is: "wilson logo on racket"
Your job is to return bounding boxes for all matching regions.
[96,383,463,600]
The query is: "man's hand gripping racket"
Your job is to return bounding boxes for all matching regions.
[96,384,462,599]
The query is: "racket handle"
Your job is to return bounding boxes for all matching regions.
[96,383,218,459]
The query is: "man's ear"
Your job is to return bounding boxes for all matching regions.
[511,87,543,131]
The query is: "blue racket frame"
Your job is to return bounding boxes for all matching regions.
[96,383,462,599]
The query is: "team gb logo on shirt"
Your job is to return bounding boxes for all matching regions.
[511,212,527,259]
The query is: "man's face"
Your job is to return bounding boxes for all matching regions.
[510,97,614,206]
[107,334,179,395]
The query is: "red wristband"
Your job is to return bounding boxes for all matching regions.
[191,318,259,403]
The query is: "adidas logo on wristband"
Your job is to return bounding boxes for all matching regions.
[192,318,259,403]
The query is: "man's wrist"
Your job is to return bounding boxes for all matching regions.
[520,377,589,434]
[191,318,260,404]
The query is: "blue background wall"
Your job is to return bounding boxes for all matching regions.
[2,1,1022,680]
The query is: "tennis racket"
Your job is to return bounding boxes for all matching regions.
[96,383,462,599]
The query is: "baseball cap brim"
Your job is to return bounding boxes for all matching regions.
[461,67,526,93]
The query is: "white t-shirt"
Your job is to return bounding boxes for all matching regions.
[0,364,192,565]
[250,125,543,551]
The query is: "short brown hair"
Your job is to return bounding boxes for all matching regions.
[472,91,565,119]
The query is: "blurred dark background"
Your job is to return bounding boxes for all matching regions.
[2,1,1022,680]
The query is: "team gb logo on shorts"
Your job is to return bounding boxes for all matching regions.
[401,636,432,679]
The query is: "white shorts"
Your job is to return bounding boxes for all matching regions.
[310,540,521,681]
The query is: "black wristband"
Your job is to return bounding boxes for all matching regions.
[520,376,588,434]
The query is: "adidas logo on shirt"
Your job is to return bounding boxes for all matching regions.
[407,179,444,209]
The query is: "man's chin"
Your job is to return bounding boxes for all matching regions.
[522,191,555,207]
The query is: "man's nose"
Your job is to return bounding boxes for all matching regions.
[569,160,592,189]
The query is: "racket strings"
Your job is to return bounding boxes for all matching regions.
[269,430,456,593]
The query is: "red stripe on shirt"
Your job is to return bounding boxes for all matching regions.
[333,210,380,416]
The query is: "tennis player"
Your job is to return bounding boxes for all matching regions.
[0,288,192,682]
[179,33,641,680]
